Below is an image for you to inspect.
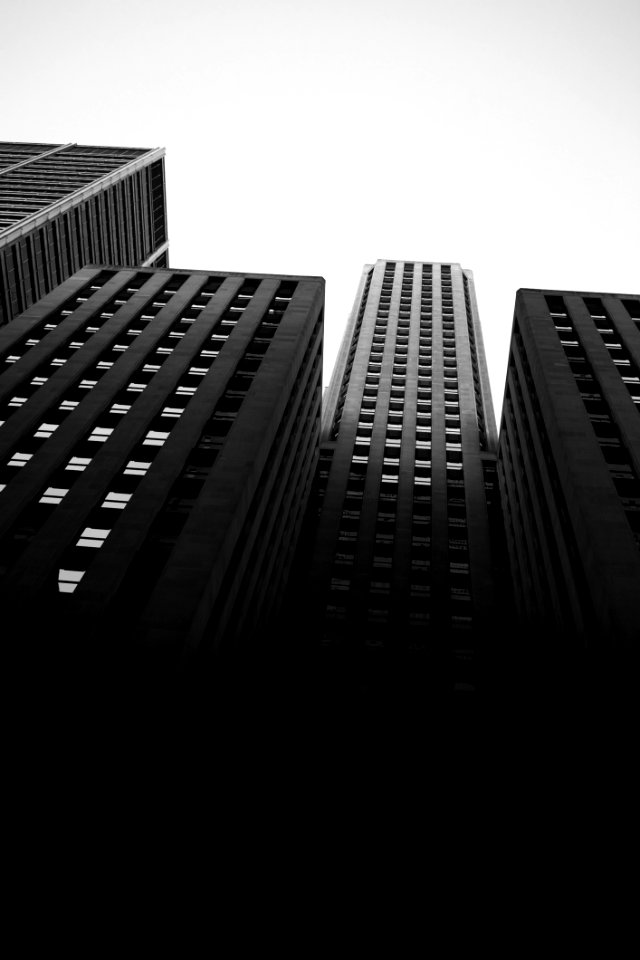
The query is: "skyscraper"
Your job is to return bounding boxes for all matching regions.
[0,264,323,711]
[497,288,640,658]
[0,142,168,327]
[298,259,502,702]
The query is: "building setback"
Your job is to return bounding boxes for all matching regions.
[0,265,324,699]
[497,289,640,660]
[0,142,168,327]
[297,259,503,700]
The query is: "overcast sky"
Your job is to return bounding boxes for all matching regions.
[2,0,638,420]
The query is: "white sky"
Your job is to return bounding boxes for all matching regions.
[2,0,638,420]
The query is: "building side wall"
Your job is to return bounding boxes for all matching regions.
[497,288,640,647]
[0,150,168,326]
[0,268,324,669]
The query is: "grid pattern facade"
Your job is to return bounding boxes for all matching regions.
[497,289,640,648]
[0,265,324,665]
[0,142,168,326]
[304,260,498,693]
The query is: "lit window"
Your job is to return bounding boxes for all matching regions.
[26,338,40,347]
[89,427,113,442]
[143,364,160,373]
[97,361,113,369]
[161,407,183,418]
[330,578,350,591]
[110,404,131,416]
[124,460,151,476]
[51,358,67,366]
[69,341,84,350]
[58,569,84,594]
[66,456,91,471]
[8,396,27,407]
[60,400,79,411]
[143,430,170,446]
[79,379,97,390]
[128,382,146,392]
[31,376,47,387]
[77,527,110,548]
[102,492,132,510]
[5,355,20,363]
[34,422,58,438]
[8,452,32,467]
[40,487,68,505]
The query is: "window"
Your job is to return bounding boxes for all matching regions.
[34,422,58,439]
[77,527,110,548]
[330,578,350,592]
[143,430,170,446]
[88,427,113,442]
[66,456,91,472]
[58,569,84,594]
[102,492,132,510]
[40,487,68,505]
[124,460,151,476]
[8,452,32,467]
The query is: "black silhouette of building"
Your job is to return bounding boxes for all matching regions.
[497,288,640,699]
[0,265,324,712]
[0,142,168,327]
[296,260,503,704]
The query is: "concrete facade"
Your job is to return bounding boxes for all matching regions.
[497,288,640,655]
[299,260,502,698]
[0,142,168,326]
[0,266,324,687]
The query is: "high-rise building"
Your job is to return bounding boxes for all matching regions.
[0,142,168,327]
[0,265,324,709]
[297,259,502,702]
[497,288,640,659]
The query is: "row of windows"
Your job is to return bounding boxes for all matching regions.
[51,282,297,595]
[0,162,166,324]
[0,270,181,372]
[548,297,640,547]
[0,280,263,493]
[463,273,488,449]
[0,280,294,578]
[0,148,143,226]
[329,269,373,440]
[582,297,640,407]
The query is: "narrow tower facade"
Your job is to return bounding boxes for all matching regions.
[303,259,500,696]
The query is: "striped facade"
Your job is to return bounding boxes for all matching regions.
[497,289,640,651]
[0,142,168,327]
[300,259,501,697]
[0,266,323,679]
